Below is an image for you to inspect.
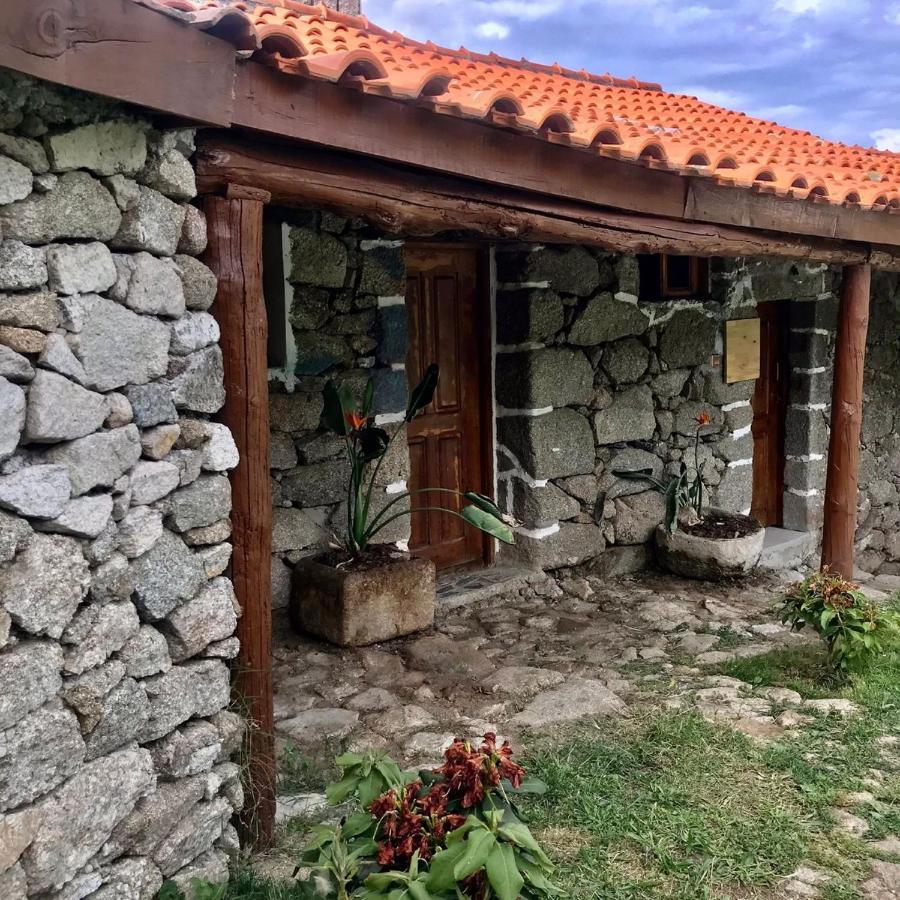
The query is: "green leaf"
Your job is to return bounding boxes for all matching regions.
[375,757,405,789]
[326,774,360,806]
[343,811,377,838]
[366,873,408,891]
[358,772,386,808]
[406,364,439,422]
[322,381,352,435]
[461,505,515,544]
[427,843,468,892]
[363,378,375,417]
[407,879,434,900]
[505,776,547,796]
[334,751,366,769]
[485,843,524,900]
[463,492,503,517]
[454,829,497,881]
[498,821,552,868]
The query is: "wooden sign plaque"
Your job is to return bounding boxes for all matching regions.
[724,318,761,383]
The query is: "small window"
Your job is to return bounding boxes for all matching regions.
[638,254,710,300]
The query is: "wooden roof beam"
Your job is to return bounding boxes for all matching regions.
[0,0,235,126]
[231,64,900,252]
[196,136,900,271]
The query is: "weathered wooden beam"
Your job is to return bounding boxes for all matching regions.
[203,192,276,849]
[231,65,900,250]
[0,0,235,125]
[195,137,900,269]
[821,263,872,580]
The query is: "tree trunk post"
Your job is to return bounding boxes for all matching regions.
[203,191,276,849]
[821,263,872,580]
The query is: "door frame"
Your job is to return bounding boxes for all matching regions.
[751,299,790,527]
[404,241,496,568]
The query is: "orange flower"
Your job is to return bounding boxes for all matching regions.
[344,410,368,431]
[695,410,712,427]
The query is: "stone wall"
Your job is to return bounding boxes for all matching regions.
[493,247,841,570]
[856,271,900,575]
[0,74,242,898]
[269,221,875,577]
[267,214,410,610]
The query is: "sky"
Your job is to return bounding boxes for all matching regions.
[364,0,900,151]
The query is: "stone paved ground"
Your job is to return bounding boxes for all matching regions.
[270,567,900,897]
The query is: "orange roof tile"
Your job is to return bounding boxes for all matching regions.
[138,0,900,211]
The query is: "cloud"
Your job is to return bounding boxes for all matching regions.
[364,0,898,147]
[871,128,900,151]
[773,0,848,14]
[475,21,511,39]
[674,86,747,107]
[751,103,808,121]
[472,1,563,21]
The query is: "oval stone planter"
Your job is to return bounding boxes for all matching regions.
[655,516,764,581]
[290,553,436,647]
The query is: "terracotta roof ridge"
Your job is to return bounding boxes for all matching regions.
[232,0,662,90]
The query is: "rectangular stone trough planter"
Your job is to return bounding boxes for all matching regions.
[289,553,436,647]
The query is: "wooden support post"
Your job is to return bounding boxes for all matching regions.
[203,192,276,849]
[821,263,872,580]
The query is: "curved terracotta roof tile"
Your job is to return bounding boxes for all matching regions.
[139,0,899,211]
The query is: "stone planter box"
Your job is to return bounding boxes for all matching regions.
[290,553,436,647]
[655,515,764,581]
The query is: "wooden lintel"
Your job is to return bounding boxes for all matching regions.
[202,194,275,849]
[0,0,235,126]
[196,136,900,270]
[225,184,273,203]
[821,264,872,579]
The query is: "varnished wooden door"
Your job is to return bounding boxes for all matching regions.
[751,301,789,526]
[405,247,490,570]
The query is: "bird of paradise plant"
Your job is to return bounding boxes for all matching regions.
[321,364,516,557]
[613,409,712,534]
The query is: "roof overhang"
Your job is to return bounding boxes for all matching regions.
[2,0,900,267]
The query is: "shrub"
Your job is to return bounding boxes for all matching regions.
[780,569,895,673]
[298,735,559,900]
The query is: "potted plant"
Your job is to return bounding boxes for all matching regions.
[614,410,764,580]
[290,365,515,646]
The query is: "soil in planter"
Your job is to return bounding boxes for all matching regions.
[317,544,411,572]
[682,514,762,540]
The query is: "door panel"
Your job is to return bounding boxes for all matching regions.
[405,247,488,570]
[751,301,789,527]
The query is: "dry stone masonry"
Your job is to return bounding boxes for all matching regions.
[0,74,242,899]
[856,271,900,575]
[271,209,899,580]
[267,214,411,610]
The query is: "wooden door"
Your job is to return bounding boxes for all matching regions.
[751,301,790,526]
[405,246,490,570]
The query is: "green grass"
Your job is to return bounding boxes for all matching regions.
[190,600,900,900]
[524,713,817,899]
[276,744,333,796]
[521,622,900,900]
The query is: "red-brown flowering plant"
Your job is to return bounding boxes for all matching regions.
[436,733,526,809]
[296,736,558,899]
[369,780,465,868]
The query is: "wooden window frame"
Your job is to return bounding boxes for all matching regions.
[639,253,710,301]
